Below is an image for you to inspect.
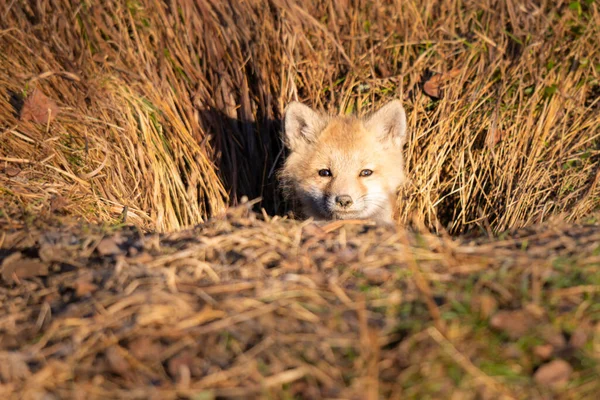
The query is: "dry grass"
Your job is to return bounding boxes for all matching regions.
[1,1,600,399]
[1,0,598,233]
[1,0,230,231]
[0,206,599,399]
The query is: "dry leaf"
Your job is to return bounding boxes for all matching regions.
[503,343,522,359]
[105,346,130,376]
[1,252,49,283]
[96,237,123,256]
[168,351,194,385]
[423,68,461,98]
[20,89,59,124]
[128,337,164,361]
[50,195,68,213]
[534,359,572,388]
[539,325,567,349]
[569,325,589,349]
[533,344,554,360]
[74,280,98,297]
[486,129,508,148]
[127,251,153,265]
[6,260,49,282]
[363,268,391,284]
[472,294,498,319]
[524,303,546,319]
[38,243,70,263]
[2,166,21,177]
[43,292,61,307]
[0,352,31,382]
[489,310,534,339]
[485,107,508,149]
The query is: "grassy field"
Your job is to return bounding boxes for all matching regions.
[1,0,599,398]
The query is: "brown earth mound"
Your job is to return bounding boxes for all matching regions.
[1,204,599,399]
[1,1,599,233]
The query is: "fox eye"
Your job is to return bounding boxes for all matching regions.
[318,169,332,177]
[359,169,373,177]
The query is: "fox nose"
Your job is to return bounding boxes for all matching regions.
[335,195,353,208]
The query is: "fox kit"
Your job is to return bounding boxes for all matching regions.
[279,100,408,225]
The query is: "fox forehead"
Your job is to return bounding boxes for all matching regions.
[318,117,366,148]
[309,117,382,168]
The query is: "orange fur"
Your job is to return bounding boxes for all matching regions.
[279,100,409,225]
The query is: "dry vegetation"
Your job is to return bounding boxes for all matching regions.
[1,0,598,233]
[1,0,600,399]
[1,205,599,399]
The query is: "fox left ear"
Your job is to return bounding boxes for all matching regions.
[284,102,327,151]
[365,100,407,147]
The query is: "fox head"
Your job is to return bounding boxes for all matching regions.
[279,100,409,225]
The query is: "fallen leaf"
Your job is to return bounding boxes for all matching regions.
[423,68,461,98]
[20,89,60,124]
[1,252,22,266]
[363,268,391,284]
[1,252,49,283]
[2,166,21,177]
[29,391,57,400]
[0,352,31,382]
[1,335,20,349]
[450,390,475,400]
[128,337,164,361]
[96,237,122,256]
[8,255,49,278]
[539,325,567,349]
[43,292,61,307]
[524,303,546,319]
[489,310,534,339]
[50,195,68,213]
[533,344,554,360]
[105,346,130,376]
[336,248,357,263]
[127,251,153,265]
[168,351,194,385]
[74,280,98,297]
[38,243,70,263]
[503,343,523,359]
[534,359,572,388]
[92,52,109,63]
[569,325,589,349]
[473,294,498,319]
[485,128,508,148]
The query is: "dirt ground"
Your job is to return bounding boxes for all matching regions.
[1,204,599,399]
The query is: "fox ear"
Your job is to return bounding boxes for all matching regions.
[284,102,326,151]
[365,100,407,147]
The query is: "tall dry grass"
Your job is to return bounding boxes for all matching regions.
[1,0,599,233]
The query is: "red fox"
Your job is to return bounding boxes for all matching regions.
[279,100,408,225]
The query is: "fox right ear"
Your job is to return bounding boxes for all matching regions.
[284,102,326,151]
[365,100,408,148]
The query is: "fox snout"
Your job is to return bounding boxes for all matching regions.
[334,195,353,209]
